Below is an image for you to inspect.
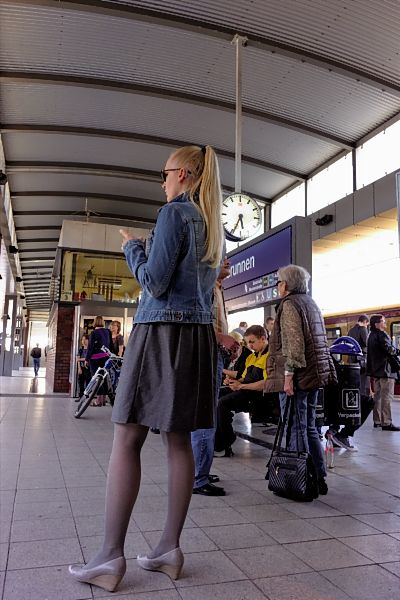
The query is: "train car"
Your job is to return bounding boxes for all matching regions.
[324,307,400,395]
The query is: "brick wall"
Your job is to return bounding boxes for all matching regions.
[46,306,57,390]
[46,303,76,393]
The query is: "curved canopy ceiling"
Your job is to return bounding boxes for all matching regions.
[0,0,399,310]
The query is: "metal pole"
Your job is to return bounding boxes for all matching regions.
[232,34,248,194]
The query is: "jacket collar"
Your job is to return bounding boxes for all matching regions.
[170,191,191,204]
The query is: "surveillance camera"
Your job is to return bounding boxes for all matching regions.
[315,214,333,226]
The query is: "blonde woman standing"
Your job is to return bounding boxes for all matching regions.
[69,145,223,592]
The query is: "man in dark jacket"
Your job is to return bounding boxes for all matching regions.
[30,343,42,376]
[367,314,399,431]
[348,314,369,356]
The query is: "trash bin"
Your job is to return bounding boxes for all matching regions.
[324,336,363,428]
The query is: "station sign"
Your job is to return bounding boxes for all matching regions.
[224,226,292,312]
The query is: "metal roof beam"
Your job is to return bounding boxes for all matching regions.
[21,277,52,280]
[11,189,164,208]
[8,164,270,204]
[20,266,53,270]
[18,248,57,253]
[13,210,157,225]
[19,257,54,261]
[1,124,306,180]
[10,0,400,97]
[17,237,60,243]
[0,72,352,148]
[7,160,163,182]
[15,225,61,231]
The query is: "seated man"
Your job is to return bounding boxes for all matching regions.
[214,325,268,456]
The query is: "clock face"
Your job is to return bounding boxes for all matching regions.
[222,193,262,241]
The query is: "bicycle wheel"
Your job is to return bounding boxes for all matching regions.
[74,375,103,419]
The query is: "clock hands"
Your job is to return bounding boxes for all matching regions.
[231,214,244,234]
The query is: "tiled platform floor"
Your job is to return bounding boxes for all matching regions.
[1,380,400,600]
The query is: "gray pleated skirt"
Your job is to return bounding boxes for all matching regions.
[111,323,217,432]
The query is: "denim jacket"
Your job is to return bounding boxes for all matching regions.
[124,193,218,324]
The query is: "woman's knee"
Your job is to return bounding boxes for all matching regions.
[113,423,148,452]
[163,431,192,454]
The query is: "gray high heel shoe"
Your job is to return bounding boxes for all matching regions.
[68,556,126,592]
[137,547,184,580]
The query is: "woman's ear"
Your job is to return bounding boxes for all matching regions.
[177,168,187,183]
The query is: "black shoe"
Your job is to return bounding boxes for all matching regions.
[374,423,381,428]
[318,477,328,495]
[193,482,226,496]
[208,474,220,483]
[382,424,400,431]
[150,428,160,434]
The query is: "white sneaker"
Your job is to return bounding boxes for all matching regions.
[213,450,225,458]
[332,434,358,452]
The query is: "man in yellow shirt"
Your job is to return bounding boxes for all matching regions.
[214,325,268,456]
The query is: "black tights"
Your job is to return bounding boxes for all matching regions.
[86,423,194,568]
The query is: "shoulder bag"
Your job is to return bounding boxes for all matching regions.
[266,396,319,502]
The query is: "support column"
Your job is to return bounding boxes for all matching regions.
[2,293,18,375]
[46,302,77,393]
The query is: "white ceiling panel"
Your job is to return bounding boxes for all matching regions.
[121,0,400,85]
[1,83,341,177]
[3,132,294,199]
[1,2,398,141]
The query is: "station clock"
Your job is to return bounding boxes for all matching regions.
[222,193,262,242]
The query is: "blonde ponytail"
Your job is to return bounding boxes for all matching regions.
[169,145,224,268]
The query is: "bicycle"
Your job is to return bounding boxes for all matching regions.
[74,346,123,419]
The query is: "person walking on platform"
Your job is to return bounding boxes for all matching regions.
[69,144,224,593]
[264,264,337,496]
[30,343,42,376]
[367,314,400,431]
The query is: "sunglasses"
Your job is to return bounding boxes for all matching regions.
[160,168,192,183]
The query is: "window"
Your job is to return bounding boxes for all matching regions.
[307,153,353,215]
[60,251,140,304]
[356,119,400,188]
[271,183,305,228]
[391,321,400,350]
